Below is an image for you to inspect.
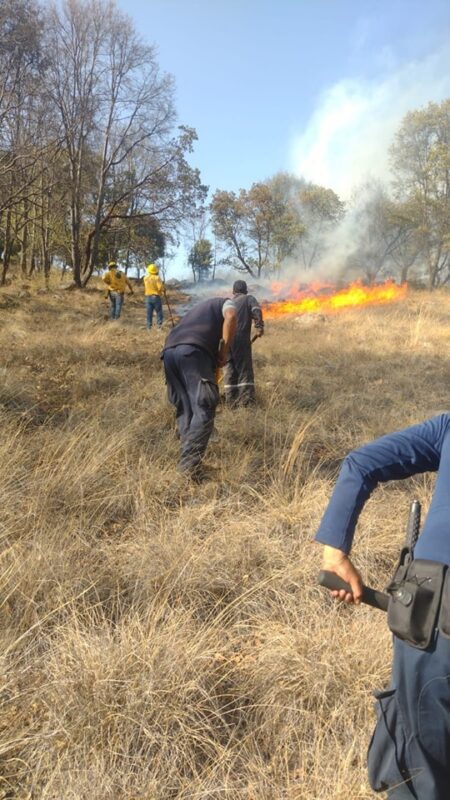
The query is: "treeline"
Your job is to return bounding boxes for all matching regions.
[0,0,207,286]
[190,100,450,289]
[2,0,450,289]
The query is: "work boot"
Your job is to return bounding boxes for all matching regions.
[177,462,206,483]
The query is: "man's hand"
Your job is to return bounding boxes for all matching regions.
[220,307,237,365]
[254,328,264,338]
[321,545,363,604]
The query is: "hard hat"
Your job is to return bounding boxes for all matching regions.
[108,261,117,268]
[147,263,159,275]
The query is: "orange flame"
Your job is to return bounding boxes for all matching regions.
[263,279,407,319]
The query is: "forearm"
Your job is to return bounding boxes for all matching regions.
[217,310,237,366]
[252,309,264,330]
[315,419,443,553]
[222,313,237,347]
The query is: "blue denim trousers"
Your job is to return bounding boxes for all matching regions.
[146,295,163,327]
[109,291,124,319]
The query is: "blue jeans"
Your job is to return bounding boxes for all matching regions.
[146,295,163,327]
[109,292,123,319]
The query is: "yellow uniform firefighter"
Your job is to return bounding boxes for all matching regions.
[143,264,164,328]
[102,261,134,319]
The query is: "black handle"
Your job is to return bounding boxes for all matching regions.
[318,570,389,612]
[406,500,421,552]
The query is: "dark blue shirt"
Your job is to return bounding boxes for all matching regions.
[315,414,450,564]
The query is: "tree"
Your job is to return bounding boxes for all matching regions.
[391,99,450,288]
[211,180,303,278]
[96,214,166,278]
[211,174,344,279]
[343,182,406,283]
[44,0,206,287]
[386,200,423,284]
[188,238,213,282]
[0,0,56,284]
[296,185,345,269]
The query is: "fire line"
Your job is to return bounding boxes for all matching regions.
[262,279,407,319]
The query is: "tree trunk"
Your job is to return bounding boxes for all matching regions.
[1,209,12,285]
[20,202,29,276]
[70,156,83,287]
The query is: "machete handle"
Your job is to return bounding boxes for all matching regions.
[318,570,389,612]
[406,499,421,551]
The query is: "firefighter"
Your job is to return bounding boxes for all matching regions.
[316,413,450,800]
[223,280,264,407]
[102,261,134,319]
[162,296,237,476]
[143,263,164,328]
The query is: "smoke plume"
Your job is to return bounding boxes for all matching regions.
[290,47,450,200]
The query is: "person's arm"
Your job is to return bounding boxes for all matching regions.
[218,306,237,367]
[316,415,449,602]
[102,272,111,297]
[249,295,264,335]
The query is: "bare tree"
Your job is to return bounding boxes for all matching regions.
[0,0,57,283]
[44,0,206,287]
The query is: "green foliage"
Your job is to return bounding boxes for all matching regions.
[391,98,450,288]
[188,238,213,281]
[211,173,344,278]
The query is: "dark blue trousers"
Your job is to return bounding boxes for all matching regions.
[368,632,450,799]
[163,345,219,472]
[223,338,255,406]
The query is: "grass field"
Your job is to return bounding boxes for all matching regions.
[0,281,449,799]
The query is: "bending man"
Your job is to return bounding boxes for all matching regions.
[162,296,237,476]
[223,280,264,407]
[315,413,450,800]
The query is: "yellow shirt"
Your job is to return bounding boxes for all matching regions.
[103,269,128,293]
[144,274,164,296]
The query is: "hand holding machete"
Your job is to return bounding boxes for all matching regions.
[320,546,364,605]
[318,500,421,613]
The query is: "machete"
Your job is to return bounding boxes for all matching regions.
[318,499,422,613]
[318,570,389,611]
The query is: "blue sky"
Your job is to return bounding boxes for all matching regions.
[122,0,450,276]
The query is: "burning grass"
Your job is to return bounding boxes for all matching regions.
[263,278,407,319]
[0,282,450,798]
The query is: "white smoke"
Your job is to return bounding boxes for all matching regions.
[291,48,450,200]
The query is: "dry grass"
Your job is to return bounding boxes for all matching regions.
[0,279,449,799]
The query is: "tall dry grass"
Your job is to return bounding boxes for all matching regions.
[0,281,450,798]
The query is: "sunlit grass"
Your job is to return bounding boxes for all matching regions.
[0,282,449,798]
